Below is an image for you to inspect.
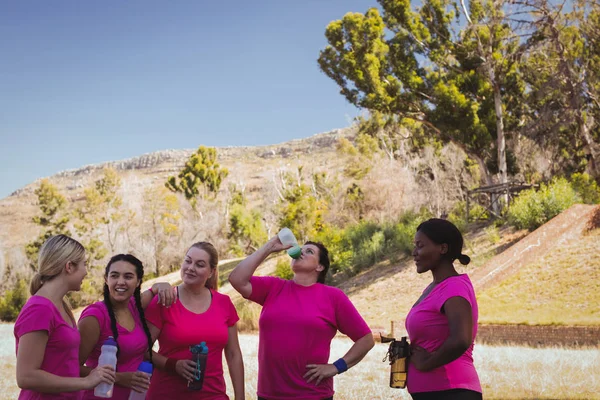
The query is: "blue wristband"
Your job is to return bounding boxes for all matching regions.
[333,358,348,374]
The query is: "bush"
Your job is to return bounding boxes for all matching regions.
[570,173,600,204]
[0,278,29,321]
[234,297,261,332]
[508,178,581,230]
[273,258,294,280]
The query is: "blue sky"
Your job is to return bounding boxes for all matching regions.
[0,0,377,199]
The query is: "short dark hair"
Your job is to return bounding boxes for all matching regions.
[305,241,330,284]
[416,219,471,265]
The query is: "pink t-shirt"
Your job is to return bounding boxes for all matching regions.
[14,296,82,400]
[405,274,482,394]
[144,288,239,400]
[247,276,371,400]
[79,297,150,400]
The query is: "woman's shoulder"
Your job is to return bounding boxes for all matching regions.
[211,289,236,303]
[80,301,108,322]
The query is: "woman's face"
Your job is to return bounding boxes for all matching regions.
[291,244,323,276]
[181,247,213,287]
[105,261,140,303]
[69,257,88,291]
[412,231,446,274]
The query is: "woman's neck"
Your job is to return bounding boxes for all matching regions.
[35,279,70,305]
[292,273,318,287]
[431,262,459,284]
[181,283,209,296]
[109,297,130,311]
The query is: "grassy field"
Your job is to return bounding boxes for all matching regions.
[478,228,600,325]
[2,324,598,400]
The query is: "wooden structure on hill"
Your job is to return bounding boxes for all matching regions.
[466,181,538,221]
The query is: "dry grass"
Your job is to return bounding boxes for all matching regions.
[478,228,600,325]
[3,324,598,400]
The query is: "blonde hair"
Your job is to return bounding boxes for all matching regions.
[30,235,86,322]
[188,242,219,290]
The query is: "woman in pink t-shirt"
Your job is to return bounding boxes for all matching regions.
[406,218,482,400]
[78,254,175,399]
[229,236,375,400]
[14,235,116,400]
[145,241,245,400]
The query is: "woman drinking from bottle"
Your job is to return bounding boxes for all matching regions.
[229,235,375,400]
[14,235,116,399]
[78,254,175,399]
[145,241,244,400]
[406,218,482,400]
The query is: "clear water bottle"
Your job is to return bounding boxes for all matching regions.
[277,228,302,259]
[128,361,153,400]
[94,337,118,398]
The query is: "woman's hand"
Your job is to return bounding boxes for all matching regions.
[83,365,116,389]
[410,346,434,371]
[175,359,197,382]
[117,371,151,393]
[265,235,291,253]
[304,364,338,386]
[153,282,176,307]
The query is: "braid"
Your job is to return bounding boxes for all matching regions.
[103,283,120,361]
[133,286,153,364]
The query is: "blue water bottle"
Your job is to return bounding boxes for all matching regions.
[188,342,208,391]
[128,361,153,400]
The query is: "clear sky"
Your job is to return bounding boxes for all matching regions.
[0,0,377,199]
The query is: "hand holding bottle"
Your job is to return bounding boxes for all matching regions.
[175,359,197,382]
[84,365,116,390]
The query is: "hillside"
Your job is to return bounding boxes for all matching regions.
[0,128,354,251]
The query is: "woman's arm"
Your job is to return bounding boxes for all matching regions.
[410,296,473,371]
[17,331,115,393]
[147,322,196,382]
[228,236,288,298]
[304,332,375,385]
[224,324,245,400]
[141,282,176,309]
[77,316,101,378]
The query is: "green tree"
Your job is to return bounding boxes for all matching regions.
[25,179,71,268]
[166,146,229,214]
[227,185,267,256]
[142,186,182,275]
[318,0,531,193]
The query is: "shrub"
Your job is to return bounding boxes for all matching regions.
[234,297,261,332]
[570,173,600,204]
[508,178,581,230]
[0,278,29,321]
[273,258,294,280]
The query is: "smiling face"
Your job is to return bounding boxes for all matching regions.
[412,230,448,274]
[105,260,141,303]
[181,247,214,287]
[291,243,324,277]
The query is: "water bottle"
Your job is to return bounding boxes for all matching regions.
[382,335,409,389]
[128,361,153,400]
[94,337,118,398]
[188,342,208,391]
[277,228,302,259]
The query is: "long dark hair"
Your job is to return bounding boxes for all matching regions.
[103,254,154,364]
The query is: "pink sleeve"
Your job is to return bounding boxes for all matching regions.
[432,279,474,312]
[224,295,240,327]
[79,302,106,327]
[144,295,163,330]
[248,276,283,305]
[334,289,372,342]
[14,301,54,338]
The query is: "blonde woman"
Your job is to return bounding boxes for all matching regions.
[14,235,116,399]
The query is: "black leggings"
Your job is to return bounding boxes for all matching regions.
[258,397,333,400]
[411,389,482,400]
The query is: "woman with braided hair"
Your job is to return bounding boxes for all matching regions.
[78,254,175,399]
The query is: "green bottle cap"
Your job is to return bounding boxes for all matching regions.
[287,245,302,259]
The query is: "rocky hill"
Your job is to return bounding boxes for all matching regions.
[0,128,355,251]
